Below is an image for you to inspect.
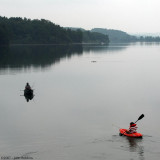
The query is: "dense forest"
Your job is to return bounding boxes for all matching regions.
[0,16,82,44]
[0,16,109,45]
[1,16,159,45]
[82,31,109,43]
[0,23,10,45]
[65,27,109,43]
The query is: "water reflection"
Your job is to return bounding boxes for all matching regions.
[1,43,160,74]
[20,89,34,102]
[24,90,34,102]
[24,92,34,102]
[126,137,144,160]
[1,43,160,159]
[83,43,128,53]
[0,45,83,73]
[0,44,130,74]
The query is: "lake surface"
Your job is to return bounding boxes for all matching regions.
[0,43,160,160]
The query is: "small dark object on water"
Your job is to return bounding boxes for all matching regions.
[24,88,33,95]
[91,61,97,63]
[24,89,34,102]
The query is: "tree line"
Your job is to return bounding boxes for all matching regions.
[137,36,160,42]
[0,16,109,45]
[91,28,160,42]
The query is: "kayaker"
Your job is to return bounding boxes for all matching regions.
[126,122,138,134]
[25,82,31,90]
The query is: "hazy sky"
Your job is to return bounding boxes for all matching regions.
[0,0,160,33]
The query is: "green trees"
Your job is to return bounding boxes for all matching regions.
[0,16,83,44]
[0,23,10,45]
[138,36,160,42]
[0,16,110,45]
[83,31,109,43]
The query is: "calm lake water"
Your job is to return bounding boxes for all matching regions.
[0,43,160,160]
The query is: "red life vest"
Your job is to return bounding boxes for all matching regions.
[129,124,137,133]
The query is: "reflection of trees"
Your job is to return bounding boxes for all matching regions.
[126,137,144,160]
[0,44,83,70]
[83,43,129,53]
[0,43,131,73]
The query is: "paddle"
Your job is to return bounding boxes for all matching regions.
[120,114,144,136]
[134,114,144,123]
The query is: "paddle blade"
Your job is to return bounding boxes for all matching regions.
[134,114,144,123]
[138,114,144,120]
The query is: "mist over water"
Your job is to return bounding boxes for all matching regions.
[0,43,160,160]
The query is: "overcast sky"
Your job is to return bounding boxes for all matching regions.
[0,0,160,33]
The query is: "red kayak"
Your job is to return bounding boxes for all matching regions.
[119,129,142,138]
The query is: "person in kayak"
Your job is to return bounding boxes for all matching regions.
[126,122,138,134]
[25,82,31,90]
